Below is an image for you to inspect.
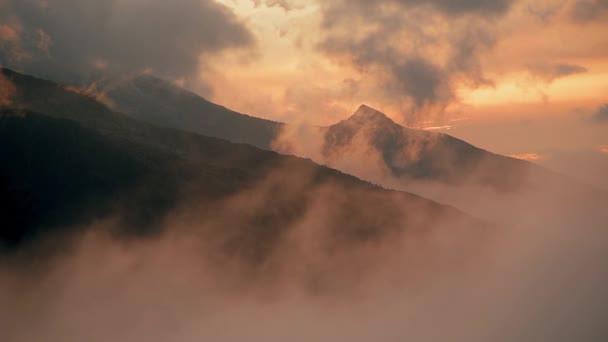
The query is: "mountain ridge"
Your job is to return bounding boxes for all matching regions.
[347,104,397,124]
[5,68,605,227]
[0,69,489,252]
[93,72,552,191]
[98,73,284,149]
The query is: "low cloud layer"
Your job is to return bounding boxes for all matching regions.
[2,169,608,341]
[0,0,255,86]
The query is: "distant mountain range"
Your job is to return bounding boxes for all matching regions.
[87,73,608,223]
[2,68,606,254]
[97,74,548,191]
[0,68,487,255]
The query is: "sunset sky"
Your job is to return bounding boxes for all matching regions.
[211,0,608,125]
[1,0,607,186]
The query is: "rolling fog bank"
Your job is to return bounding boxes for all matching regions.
[2,158,608,342]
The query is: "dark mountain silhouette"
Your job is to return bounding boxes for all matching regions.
[0,69,487,256]
[0,109,183,246]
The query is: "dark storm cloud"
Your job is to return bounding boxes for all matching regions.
[0,0,255,85]
[570,0,608,22]
[410,0,512,15]
[321,0,513,20]
[317,0,512,122]
[527,62,588,82]
[389,57,451,110]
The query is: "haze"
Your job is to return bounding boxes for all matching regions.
[1,1,607,341]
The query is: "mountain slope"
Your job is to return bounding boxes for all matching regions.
[0,110,183,245]
[100,74,282,149]
[0,70,487,255]
[321,105,534,190]
[97,74,554,191]
[88,73,607,226]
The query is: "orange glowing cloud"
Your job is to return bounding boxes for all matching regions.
[207,0,608,128]
[510,153,545,161]
[0,24,19,42]
[0,71,16,106]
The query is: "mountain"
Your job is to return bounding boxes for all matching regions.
[100,74,282,149]
[317,105,608,224]
[0,69,487,256]
[321,105,533,190]
[91,73,607,225]
[98,74,547,191]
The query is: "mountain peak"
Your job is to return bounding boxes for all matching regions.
[347,104,395,125]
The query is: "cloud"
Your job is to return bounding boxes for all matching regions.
[3,157,608,341]
[527,62,588,82]
[423,0,513,15]
[529,146,608,190]
[510,153,545,161]
[317,0,512,123]
[0,24,18,42]
[0,0,255,86]
[321,0,513,18]
[527,2,566,22]
[592,103,608,123]
[252,0,301,11]
[570,0,608,22]
[389,57,452,111]
[0,23,30,64]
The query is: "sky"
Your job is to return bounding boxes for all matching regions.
[1,0,607,187]
[211,0,608,125]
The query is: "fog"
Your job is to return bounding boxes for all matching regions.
[2,1,607,340]
[272,119,608,225]
[1,155,608,342]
